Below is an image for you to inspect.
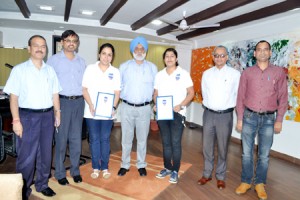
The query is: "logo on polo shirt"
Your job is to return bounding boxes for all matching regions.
[108,73,114,80]
[176,74,180,80]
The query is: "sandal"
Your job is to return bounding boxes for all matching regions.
[102,169,111,179]
[91,169,99,179]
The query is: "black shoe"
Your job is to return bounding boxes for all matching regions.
[58,177,69,185]
[118,168,129,176]
[41,187,56,197]
[73,175,82,183]
[138,168,147,176]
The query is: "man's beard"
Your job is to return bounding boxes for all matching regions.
[133,52,146,61]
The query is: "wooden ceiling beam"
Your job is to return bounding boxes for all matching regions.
[157,0,256,36]
[100,0,128,26]
[131,0,189,31]
[177,0,300,41]
[15,0,30,18]
[64,0,73,22]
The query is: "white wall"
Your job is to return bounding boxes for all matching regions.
[189,11,300,159]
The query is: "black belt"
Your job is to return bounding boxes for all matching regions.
[19,107,53,113]
[246,107,276,115]
[203,106,234,114]
[123,100,150,107]
[59,95,83,100]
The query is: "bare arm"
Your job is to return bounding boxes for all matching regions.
[112,90,120,116]
[53,93,61,127]
[10,94,23,137]
[174,86,195,112]
[153,89,158,112]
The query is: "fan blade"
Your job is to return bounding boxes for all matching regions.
[189,23,220,29]
[170,29,181,32]
[160,19,179,27]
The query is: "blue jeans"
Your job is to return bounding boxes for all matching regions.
[241,109,275,184]
[86,119,113,170]
[157,112,185,172]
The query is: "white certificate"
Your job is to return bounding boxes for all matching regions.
[95,92,115,118]
[156,96,174,120]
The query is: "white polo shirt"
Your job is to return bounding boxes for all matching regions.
[82,61,121,119]
[154,66,193,116]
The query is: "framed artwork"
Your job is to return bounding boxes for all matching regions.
[52,35,62,55]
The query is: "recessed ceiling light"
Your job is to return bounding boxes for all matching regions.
[151,20,162,25]
[59,26,64,29]
[38,5,54,11]
[80,10,95,16]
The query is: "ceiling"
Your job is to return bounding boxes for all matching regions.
[0,0,300,45]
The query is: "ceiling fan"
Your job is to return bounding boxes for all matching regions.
[161,11,220,32]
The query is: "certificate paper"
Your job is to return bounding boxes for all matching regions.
[95,92,115,118]
[156,96,174,120]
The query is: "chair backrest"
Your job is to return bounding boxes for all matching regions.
[0,114,5,162]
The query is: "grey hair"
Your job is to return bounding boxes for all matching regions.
[213,45,229,55]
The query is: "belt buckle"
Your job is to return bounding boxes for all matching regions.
[70,96,76,100]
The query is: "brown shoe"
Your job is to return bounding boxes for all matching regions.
[255,183,267,200]
[217,180,225,189]
[235,183,251,195]
[197,176,212,185]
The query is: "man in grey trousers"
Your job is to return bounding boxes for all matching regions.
[198,45,240,189]
[47,30,86,185]
[117,36,157,177]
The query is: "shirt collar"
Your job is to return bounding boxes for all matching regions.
[60,50,78,60]
[28,58,46,69]
[213,64,227,72]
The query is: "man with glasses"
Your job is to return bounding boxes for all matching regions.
[117,36,157,177]
[235,40,288,200]
[4,35,61,198]
[198,45,240,189]
[47,30,86,185]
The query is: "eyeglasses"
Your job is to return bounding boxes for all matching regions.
[213,54,227,58]
[64,39,78,44]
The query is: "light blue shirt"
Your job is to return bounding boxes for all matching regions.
[120,59,157,103]
[47,51,86,96]
[3,59,62,109]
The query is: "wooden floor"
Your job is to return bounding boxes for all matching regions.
[1,125,300,200]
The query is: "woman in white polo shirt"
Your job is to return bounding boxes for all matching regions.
[153,48,194,183]
[82,43,120,179]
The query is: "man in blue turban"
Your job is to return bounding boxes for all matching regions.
[118,36,157,177]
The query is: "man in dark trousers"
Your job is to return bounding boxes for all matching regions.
[4,35,61,199]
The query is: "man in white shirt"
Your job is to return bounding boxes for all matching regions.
[198,45,240,190]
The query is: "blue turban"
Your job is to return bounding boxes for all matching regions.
[130,36,148,53]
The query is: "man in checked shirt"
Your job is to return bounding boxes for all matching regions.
[235,40,288,200]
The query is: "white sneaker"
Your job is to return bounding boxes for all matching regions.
[102,169,111,179]
[91,169,99,179]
